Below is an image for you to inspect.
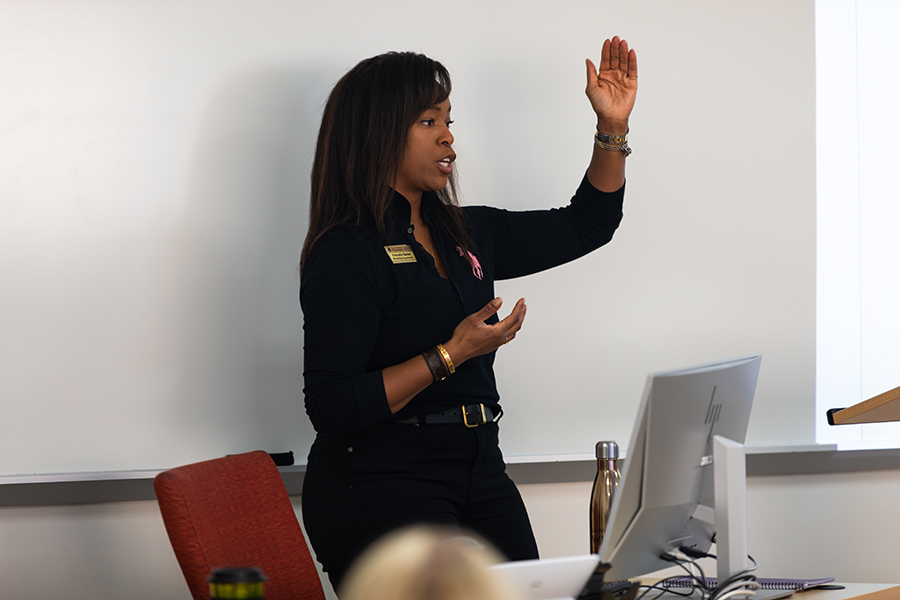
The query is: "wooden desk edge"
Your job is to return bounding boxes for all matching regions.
[804,584,900,600]
[832,385,900,425]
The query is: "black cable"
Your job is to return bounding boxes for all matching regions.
[650,550,763,600]
[707,557,759,600]
[711,553,758,594]
[679,546,716,560]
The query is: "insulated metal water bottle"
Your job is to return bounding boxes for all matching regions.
[589,441,620,554]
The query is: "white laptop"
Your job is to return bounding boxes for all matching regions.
[490,555,599,600]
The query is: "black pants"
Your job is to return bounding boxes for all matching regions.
[301,420,539,591]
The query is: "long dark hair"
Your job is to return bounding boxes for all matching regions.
[300,51,475,271]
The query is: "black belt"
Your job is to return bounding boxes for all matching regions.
[395,404,498,428]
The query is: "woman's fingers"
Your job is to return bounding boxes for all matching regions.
[585,58,598,90]
[499,298,526,331]
[594,36,636,78]
[627,47,638,79]
[495,298,526,345]
[609,36,621,71]
[446,297,527,365]
[476,296,503,322]
[599,38,612,72]
[617,38,631,73]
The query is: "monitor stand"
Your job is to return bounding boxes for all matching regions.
[709,436,791,600]
[713,434,748,584]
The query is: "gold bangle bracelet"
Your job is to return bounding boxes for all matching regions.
[435,343,456,375]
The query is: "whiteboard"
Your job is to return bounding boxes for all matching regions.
[0,0,816,476]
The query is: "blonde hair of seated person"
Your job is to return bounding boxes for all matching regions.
[339,526,522,600]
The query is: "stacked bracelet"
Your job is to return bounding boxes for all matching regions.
[594,127,632,157]
[435,343,455,375]
[422,346,450,382]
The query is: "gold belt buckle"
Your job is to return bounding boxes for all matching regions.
[462,404,487,428]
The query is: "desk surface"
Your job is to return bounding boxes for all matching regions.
[802,584,900,600]
[639,583,900,600]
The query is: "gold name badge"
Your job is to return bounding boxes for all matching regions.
[385,244,417,264]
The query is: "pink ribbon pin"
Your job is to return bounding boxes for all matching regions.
[457,246,483,280]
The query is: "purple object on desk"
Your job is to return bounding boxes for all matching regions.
[663,577,837,591]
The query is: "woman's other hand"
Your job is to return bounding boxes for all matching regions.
[443,297,526,366]
[382,297,525,414]
[585,36,638,135]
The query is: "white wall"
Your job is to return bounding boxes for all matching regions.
[2,472,899,599]
[1,0,816,476]
[3,1,880,597]
[525,472,900,583]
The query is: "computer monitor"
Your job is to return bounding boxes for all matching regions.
[599,355,762,581]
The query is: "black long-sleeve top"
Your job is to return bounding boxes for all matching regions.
[300,175,624,436]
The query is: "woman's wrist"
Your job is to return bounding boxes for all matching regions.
[422,341,463,383]
[435,343,455,375]
[596,117,629,136]
[594,127,631,158]
[441,339,465,370]
[422,346,449,382]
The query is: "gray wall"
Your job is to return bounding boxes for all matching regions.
[4,467,900,599]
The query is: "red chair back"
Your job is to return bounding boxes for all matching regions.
[154,451,325,600]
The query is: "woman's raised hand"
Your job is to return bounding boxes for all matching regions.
[443,297,527,366]
[585,36,638,133]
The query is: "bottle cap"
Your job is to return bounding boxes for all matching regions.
[208,567,266,599]
[595,441,618,460]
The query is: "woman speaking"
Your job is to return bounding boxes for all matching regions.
[299,37,637,590]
